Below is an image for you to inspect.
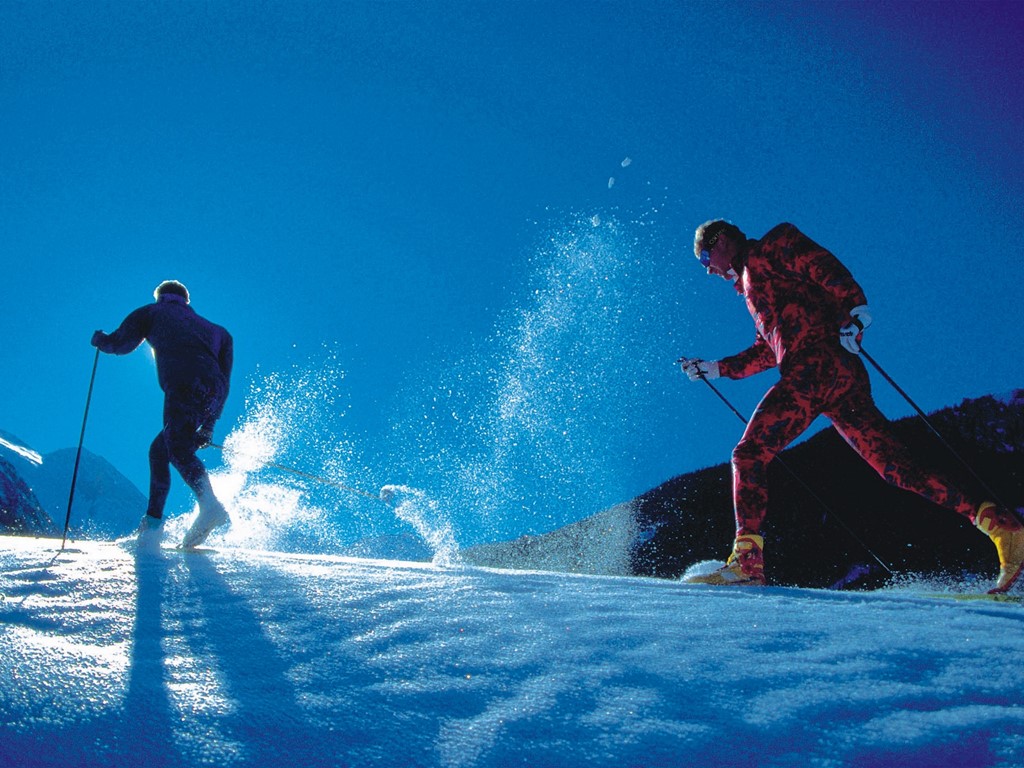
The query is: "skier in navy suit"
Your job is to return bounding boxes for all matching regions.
[92,280,233,548]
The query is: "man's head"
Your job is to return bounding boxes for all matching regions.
[694,220,745,280]
[154,280,190,303]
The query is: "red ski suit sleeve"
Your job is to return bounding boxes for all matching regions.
[718,223,867,379]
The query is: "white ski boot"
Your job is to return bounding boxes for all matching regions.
[181,479,230,549]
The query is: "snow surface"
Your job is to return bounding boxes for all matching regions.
[2,535,1023,768]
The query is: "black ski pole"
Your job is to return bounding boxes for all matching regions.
[695,374,894,577]
[61,348,100,550]
[859,346,1008,509]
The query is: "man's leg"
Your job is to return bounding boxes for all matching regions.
[164,423,209,498]
[827,368,974,518]
[686,373,821,586]
[165,384,230,547]
[827,357,1024,593]
[146,431,173,520]
[732,379,820,534]
[162,385,216,497]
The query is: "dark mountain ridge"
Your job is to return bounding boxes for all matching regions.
[466,390,1024,589]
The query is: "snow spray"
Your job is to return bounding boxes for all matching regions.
[380,484,461,567]
[161,352,360,553]
[190,210,682,558]
[383,212,677,546]
[186,351,463,563]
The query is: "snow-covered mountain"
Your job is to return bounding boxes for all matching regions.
[0,431,145,539]
[0,452,52,534]
[1,393,1022,767]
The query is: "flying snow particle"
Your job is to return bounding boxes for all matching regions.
[608,177,615,189]
[621,157,632,167]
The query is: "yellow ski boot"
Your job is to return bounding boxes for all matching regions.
[975,502,1024,594]
[685,534,766,586]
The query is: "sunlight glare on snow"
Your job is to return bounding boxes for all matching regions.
[220,478,323,551]
[3,537,1024,766]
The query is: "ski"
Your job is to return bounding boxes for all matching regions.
[920,592,1023,604]
[681,582,1023,606]
[166,545,217,554]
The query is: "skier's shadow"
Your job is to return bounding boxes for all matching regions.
[122,550,177,768]
[180,554,328,764]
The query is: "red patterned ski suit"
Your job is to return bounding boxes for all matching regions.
[718,223,974,535]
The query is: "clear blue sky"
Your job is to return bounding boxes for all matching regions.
[2,1,1021,544]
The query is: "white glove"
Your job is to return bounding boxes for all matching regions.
[678,357,720,381]
[839,305,872,354]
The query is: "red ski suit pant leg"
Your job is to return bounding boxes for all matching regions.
[730,345,974,535]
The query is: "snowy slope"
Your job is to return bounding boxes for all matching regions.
[2,535,1022,768]
[26,447,147,537]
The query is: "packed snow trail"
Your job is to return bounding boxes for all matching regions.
[2,536,1023,768]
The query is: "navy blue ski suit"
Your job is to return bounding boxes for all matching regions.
[93,293,233,519]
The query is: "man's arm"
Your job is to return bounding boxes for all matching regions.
[718,335,777,379]
[91,306,151,355]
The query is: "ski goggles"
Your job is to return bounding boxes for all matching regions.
[697,228,725,267]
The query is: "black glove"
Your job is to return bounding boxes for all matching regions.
[196,425,214,448]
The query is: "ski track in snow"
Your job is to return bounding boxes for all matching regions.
[2,536,1023,768]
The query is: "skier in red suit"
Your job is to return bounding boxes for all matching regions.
[679,220,1023,592]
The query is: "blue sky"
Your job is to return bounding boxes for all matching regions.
[2,1,1022,543]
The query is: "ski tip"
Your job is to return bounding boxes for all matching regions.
[922,592,1023,604]
[169,544,216,553]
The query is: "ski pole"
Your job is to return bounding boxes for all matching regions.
[695,374,894,577]
[61,348,100,550]
[859,346,1008,509]
[206,442,386,504]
